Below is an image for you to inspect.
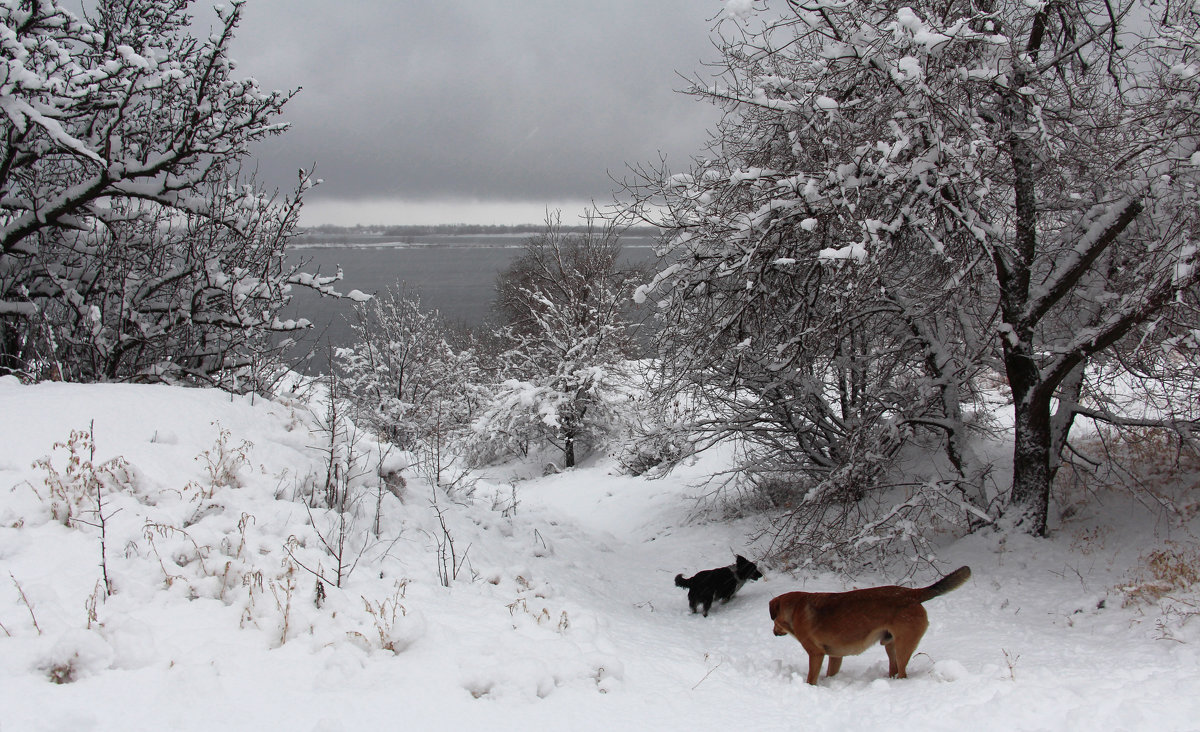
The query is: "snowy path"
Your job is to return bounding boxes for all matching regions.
[486,463,1200,731]
[1,380,1199,731]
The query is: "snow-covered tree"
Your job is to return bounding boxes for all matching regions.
[335,288,483,485]
[493,213,647,343]
[475,294,633,469]
[474,219,639,468]
[0,0,348,385]
[629,0,1200,544]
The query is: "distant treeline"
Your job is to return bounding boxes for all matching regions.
[295,223,662,244]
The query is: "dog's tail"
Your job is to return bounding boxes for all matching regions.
[917,566,971,603]
[674,573,690,588]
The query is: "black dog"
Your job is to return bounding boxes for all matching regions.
[674,555,763,616]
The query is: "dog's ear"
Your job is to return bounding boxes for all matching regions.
[736,554,748,565]
[768,596,779,620]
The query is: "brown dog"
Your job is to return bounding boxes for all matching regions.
[769,566,970,685]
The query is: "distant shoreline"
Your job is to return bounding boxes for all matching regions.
[289,239,658,251]
[290,230,660,250]
[294,224,663,247]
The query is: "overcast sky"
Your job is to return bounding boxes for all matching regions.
[220,1,728,226]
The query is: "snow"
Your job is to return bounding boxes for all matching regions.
[893,7,953,53]
[1,376,1199,731]
[114,45,151,69]
[818,241,868,263]
[1175,243,1197,285]
[894,56,924,82]
[724,0,755,22]
[633,262,681,305]
[813,95,839,110]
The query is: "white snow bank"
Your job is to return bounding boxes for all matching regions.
[0,379,1197,730]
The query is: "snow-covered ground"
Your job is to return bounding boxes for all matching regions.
[1,377,1198,731]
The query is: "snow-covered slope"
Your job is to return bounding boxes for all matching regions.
[1,377,1198,731]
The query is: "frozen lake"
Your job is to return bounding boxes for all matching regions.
[282,234,659,370]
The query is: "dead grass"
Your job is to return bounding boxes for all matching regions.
[1118,540,1200,607]
[1057,426,1200,522]
[1053,428,1200,615]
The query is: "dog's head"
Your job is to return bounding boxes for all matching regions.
[736,555,764,582]
[768,595,788,636]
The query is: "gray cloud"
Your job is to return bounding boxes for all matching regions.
[226,1,725,221]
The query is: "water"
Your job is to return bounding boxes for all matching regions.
[281,234,659,369]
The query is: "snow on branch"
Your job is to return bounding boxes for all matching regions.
[1023,197,1143,327]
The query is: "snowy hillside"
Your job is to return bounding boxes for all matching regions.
[1,377,1198,731]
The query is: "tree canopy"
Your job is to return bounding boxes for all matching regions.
[1,0,353,387]
[627,0,1200,553]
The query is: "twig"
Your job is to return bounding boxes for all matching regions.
[283,535,340,589]
[88,420,113,596]
[10,573,42,635]
[692,657,723,690]
[1002,649,1020,681]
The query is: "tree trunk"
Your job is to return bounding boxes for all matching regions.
[0,319,20,375]
[1008,383,1053,536]
[563,435,576,469]
[999,28,1053,535]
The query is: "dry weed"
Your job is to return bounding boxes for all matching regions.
[1057,427,1200,521]
[1118,540,1200,607]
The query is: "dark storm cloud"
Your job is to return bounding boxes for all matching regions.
[229,1,726,218]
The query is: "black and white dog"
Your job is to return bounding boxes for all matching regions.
[674,555,763,616]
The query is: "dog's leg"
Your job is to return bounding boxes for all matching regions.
[886,607,929,679]
[884,640,899,678]
[805,652,825,685]
[888,635,923,679]
[826,656,842,679]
